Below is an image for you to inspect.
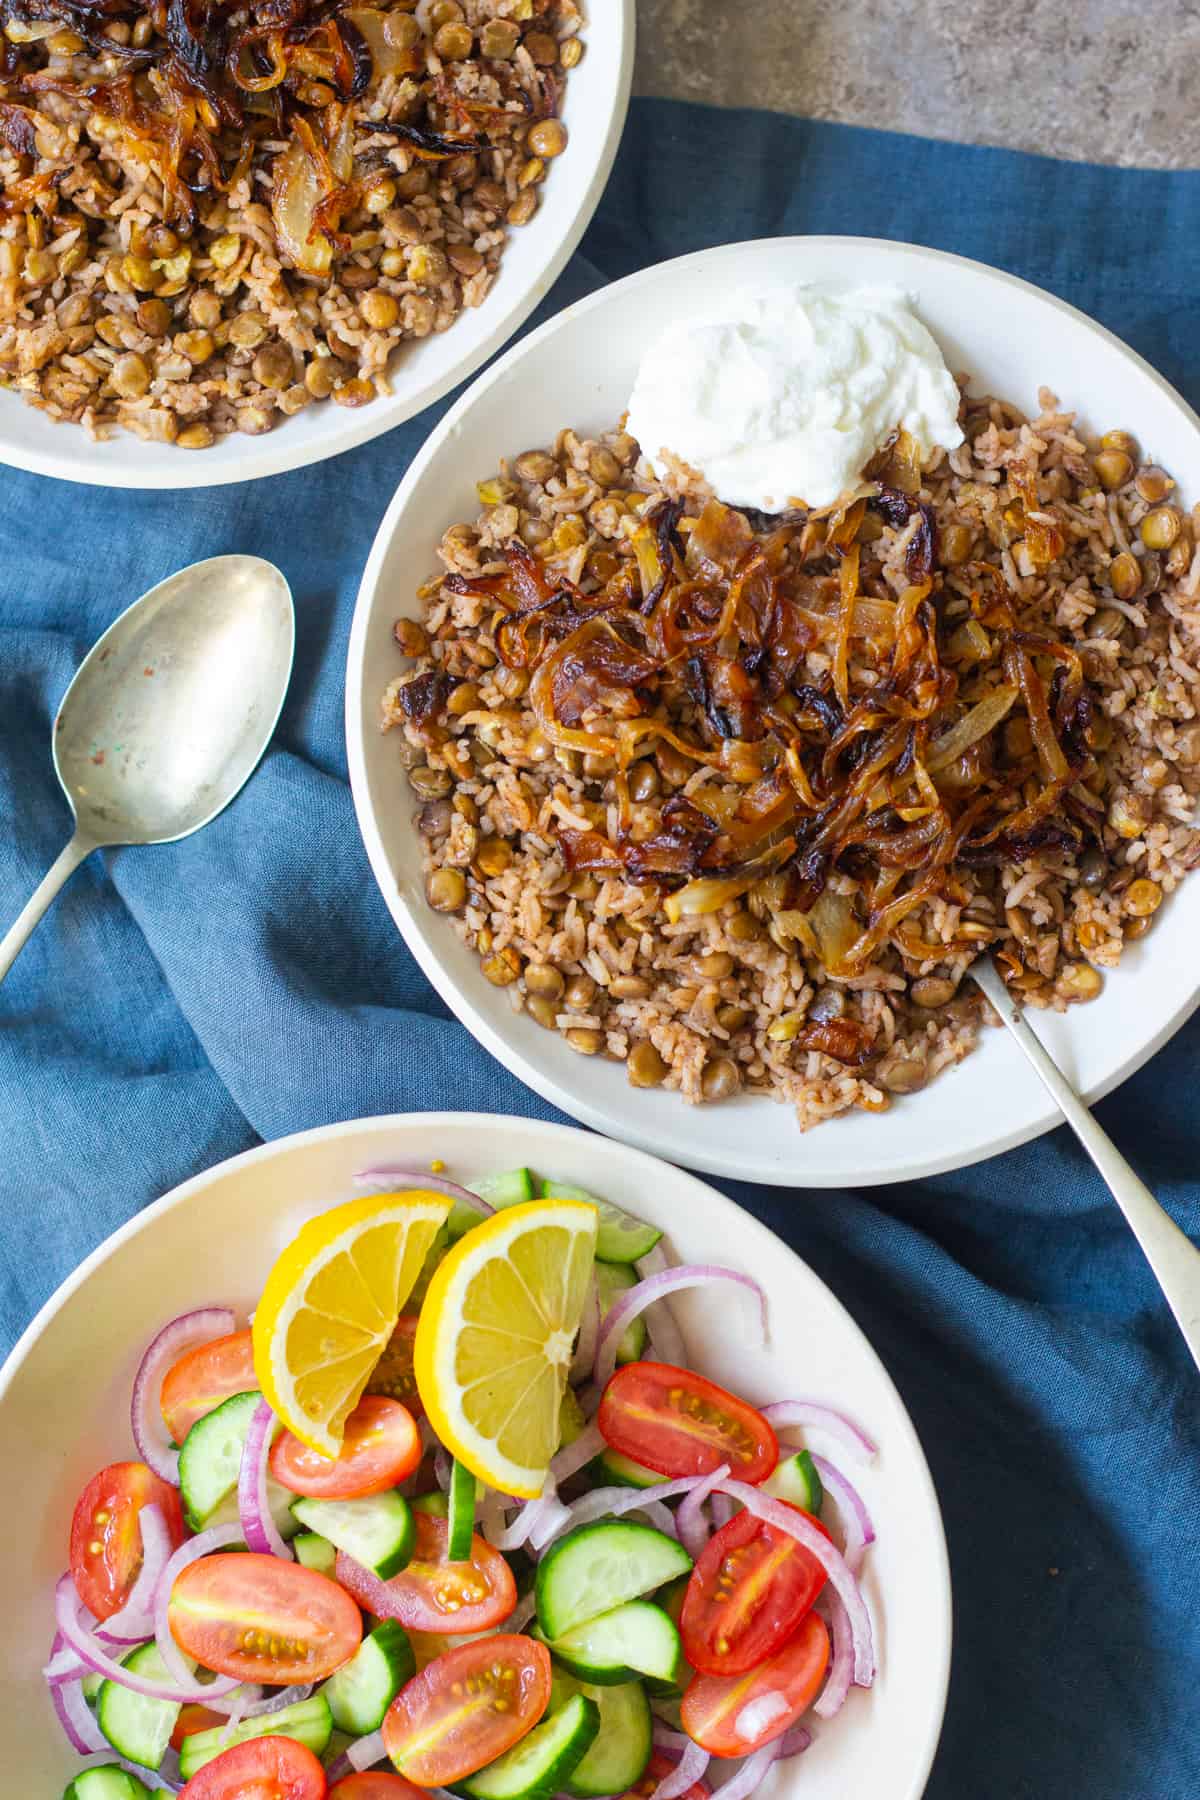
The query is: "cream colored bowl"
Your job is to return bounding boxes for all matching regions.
[0,1112,950,1797]
[347,236,1200,1186]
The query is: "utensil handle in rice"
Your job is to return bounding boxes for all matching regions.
[973,957,1200,1376]
[0,832,95,985]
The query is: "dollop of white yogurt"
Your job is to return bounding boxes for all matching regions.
[624,283,965,513]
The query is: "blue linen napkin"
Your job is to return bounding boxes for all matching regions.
[2,99,1198,1798]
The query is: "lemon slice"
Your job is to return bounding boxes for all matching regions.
[253,1190,450,1458]
[414,1199,598,1498]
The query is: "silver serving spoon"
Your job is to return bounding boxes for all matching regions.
[0,554,294,984]
[972,956,1200,1373]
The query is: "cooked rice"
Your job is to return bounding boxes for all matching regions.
[0,0,580,446]
[382,391,1200,1130]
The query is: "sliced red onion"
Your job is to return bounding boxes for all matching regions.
[810,1453,874,1575]
[45,1639,88,1685]
[779,1724,811,1757]
[49,1675,107,1754]
[531,1475,700,1555]
[348,1727,387,1770]
[478,1487,508,1545]
[354,1166,494,1215]
[72,1752,182,1793]
[633,1246,689,1366]
[130,1306,237,1484]
[594,1267,766,1389]
[238,1398,293,1561]
[733,1693,789,1742]
[570,1275,601,1382]
[434,1445,453,1493]
[527,1493,576,1553]
[97,1502,175,1645]
[550,1421,605,1484]
[759,1402,877,1465]
[706,1739,782,1800]
[647,1737,710,1800]
[676,1463,732,1559]
[714,1479,874,1687]
[56,1572,240,1703]
[487,1496,544,1553]
[710,1494,734,1530]
[812,1592,853,1720]
[576,1382,602,1420]
[651,1724,693,1755]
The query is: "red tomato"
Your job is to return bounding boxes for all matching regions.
[366,1317,423,1419]
[336,1511,516,1634]
[271,1396,421,1500]
[169,1553,362,1684]
[69,1461,186,1622]
[680,1610,830,1757]
[177,1734,326,1799]
[382,1634,551,1786]
[160,1331,257,1446]
[680,1504,830,1675]
[598,1363,778,1485]
[329,1777,428,1800]
[171,1705,229,1751]
[624,1752,710,1800]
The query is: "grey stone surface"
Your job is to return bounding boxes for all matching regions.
[633,0,1200,170]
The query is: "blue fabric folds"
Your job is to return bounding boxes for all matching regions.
[1,100,1198,1798]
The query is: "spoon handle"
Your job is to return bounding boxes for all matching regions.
[975,960,1200,1374]
[0,833,96,985]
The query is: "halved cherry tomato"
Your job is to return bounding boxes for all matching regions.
[330,1776,429,1800]
[366,1316,423,1419]
[680,1610,830,1757]
[169,1552,362,1684]
[69,1461,186,1622]
[680,1504,830,1675]
[271,1395,421,1500]
[171,1704,229,1751]
[624,1751,710,1800]
[177,1734,326,1799]
[598,1362,778,1485]
[336,1510,516,1634]
[382,1633,551,1786]
[160,1330,257,1446]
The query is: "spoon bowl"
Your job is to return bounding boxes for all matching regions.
[1,553,294,982]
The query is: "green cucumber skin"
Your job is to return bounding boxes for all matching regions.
[63,1771,153,1800]
[472,1169,537,1209]
[763,1448,824,1514]
[96,1640,184,1771]
[291,1490,415,1579]
[549,1671,652,1798]
[178,1694,332,1781]
[447,1459,478,1561]
[178,1389,261,1531]
[323,1620,415,1735]
[455,1692,601,1800]
[593,1263,648,1364]
[592,1448,663,1490]
[536,1520,693,1641]
[542,1601,682,1688]
[411,1490,449,1517]
[533,1182,661,1264]
[294,1530,338,1576]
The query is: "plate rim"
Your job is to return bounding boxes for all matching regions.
[345,235,1200,1185]
[0,2,635,491]
[0,1108,953,1800]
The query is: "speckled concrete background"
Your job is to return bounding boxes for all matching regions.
[634,0,1200,169]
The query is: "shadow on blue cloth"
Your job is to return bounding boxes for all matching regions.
[2,100,1198,1799]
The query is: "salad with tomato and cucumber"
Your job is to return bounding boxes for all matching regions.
[44,1163,879,1800]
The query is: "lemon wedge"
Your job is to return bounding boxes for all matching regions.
[253,1190,450,1458]
[414,1199,598,1498]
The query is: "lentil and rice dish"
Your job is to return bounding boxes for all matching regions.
[382,393,1200,1129]
[0,0,580,446]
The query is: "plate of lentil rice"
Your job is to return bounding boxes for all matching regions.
[347,237,1200,1187]
[0,0,633,486]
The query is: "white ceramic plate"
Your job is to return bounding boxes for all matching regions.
[2,6,633,489]
[346,235,1200,1187]
[0,1112,949,1798]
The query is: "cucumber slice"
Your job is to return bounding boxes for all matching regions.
[472,1169,537,1209]
[763,1448,824,1514]
[643,1577,693,1696]
[292,1490,415,1579]
[593,1447,663,1489]
[178,1388,261,1530]
[542,1601,682,1687]
[448,1458,478,1561]
[657,1573,688,1626]
[325,1729,355,1767]
[81,1669,105,1704]
[411,1490,449,1517]
[550,1671,652,1798]
[96,1641,187,1770]
[323,1620,415,1735]
[294,1530,338,1575]
[536,1183,661,1265]
[536,1520,692,1640]
[178,1693,333,1781]
[63,1768,153,1800]
[458,1691,600,1800]
[593,1263,647,1364]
